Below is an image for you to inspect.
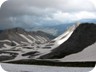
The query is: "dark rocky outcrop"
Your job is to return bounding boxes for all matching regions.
[22,51,39,57]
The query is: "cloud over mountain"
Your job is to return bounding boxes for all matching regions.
[0,0,96,29]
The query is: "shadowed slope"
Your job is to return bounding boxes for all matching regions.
[40,23,96,59]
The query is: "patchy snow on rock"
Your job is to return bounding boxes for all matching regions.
[28,35,36,41]
[0,53,11,56]
[12,41,19,46]
[3,44,12,49]
[19,34,33,43]
[57,31,73,45]
[0,40,11,43]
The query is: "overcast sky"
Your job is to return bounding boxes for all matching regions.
[0,0,96,29]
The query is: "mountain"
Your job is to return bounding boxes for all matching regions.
[0,23,77,61]
[0,27,55,48]
[27,23,74,36]
[0,23,96,62]
[0,27,55,61]
[39,23,96,59]
[44,24,74,36]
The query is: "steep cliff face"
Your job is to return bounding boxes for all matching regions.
[39,23,96,59]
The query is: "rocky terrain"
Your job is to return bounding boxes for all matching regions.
[0,23,96,62]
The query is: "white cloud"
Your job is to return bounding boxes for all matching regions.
[52,11,74,22]
[50,11,96,23]
[89,0,96,8]
[0,0,7,8]
[61,0,95,12]
[75,11,96,20]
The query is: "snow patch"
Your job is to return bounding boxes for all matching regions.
[0,40,11,43]
[19,34,33,43]
[1,63,92,72]
[57,31,73,45]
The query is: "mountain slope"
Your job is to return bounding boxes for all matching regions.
[39,23,96,59]
[0,23,96,62]
[0,27,54,48]
[61,42,96,62]
[0,27,55,61]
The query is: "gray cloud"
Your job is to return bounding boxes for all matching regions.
[0,0,96,30]
[4,0,95,12]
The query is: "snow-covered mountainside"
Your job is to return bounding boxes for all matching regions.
[0,27,55,47]
[0,23,76,62]
[0,28,55,61]
[0,23,96,62]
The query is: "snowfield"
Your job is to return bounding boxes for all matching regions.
[1,63,93,72]
[60,42,96,62]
